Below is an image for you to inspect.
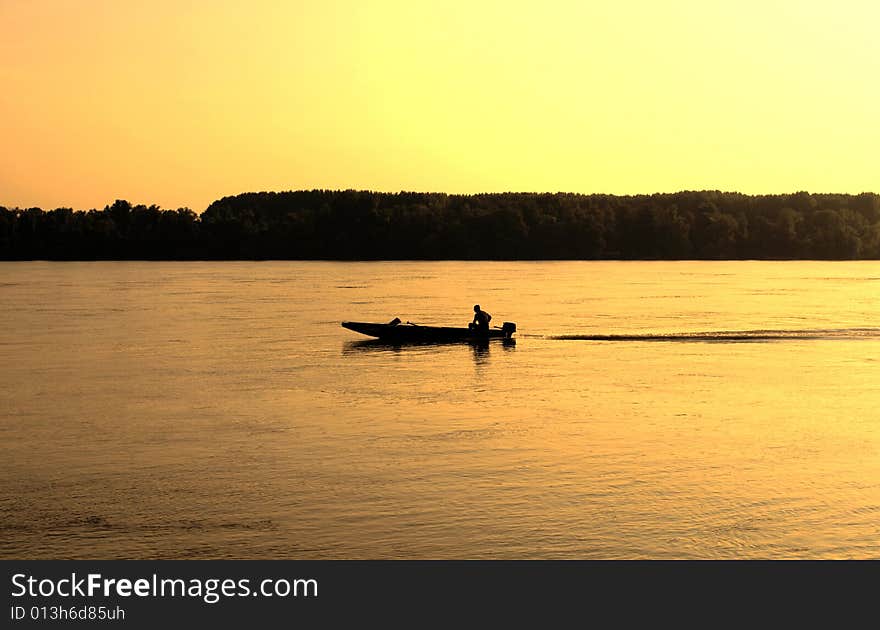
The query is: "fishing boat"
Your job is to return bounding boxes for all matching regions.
[342,318,516,342]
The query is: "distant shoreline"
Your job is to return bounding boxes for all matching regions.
[3,190,879,261]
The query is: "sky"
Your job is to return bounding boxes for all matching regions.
[1,0,878,212]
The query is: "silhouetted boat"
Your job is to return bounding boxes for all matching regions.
[342,320,516,342]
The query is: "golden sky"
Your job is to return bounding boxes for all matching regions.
[1,0,877,211]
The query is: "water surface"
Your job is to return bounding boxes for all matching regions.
[1,261,879,558]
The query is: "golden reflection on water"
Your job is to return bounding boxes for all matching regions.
[1,261,879,558]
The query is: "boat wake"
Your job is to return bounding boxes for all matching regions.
[545,327,880,342]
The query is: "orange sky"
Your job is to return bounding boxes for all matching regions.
[1,1,878,212]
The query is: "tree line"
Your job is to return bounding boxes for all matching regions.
[2,190,880,260]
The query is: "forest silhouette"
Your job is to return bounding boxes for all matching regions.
[2,190,879,260]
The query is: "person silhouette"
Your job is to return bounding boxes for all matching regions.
[469,304,492,333]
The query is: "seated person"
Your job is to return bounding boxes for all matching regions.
[469,304,491,332]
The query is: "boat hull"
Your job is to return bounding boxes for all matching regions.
[342,321,512,342]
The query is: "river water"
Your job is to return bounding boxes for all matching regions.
[1,261,878,558]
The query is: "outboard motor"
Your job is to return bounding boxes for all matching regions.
[501,322,517,338]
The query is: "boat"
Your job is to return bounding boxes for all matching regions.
[342,319,516,342]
